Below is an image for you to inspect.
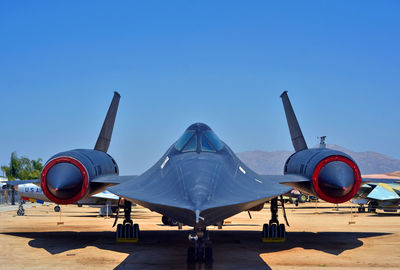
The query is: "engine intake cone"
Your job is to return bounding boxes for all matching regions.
[317,161,355,198]
[46,162,84,200]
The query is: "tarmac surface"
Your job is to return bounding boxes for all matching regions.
[0,202,400,269]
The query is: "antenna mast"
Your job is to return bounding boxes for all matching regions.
[318,136,326,148]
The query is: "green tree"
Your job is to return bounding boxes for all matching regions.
[1,152,43,180]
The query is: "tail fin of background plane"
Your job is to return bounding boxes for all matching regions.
[280,91,308,152]
[94,91,121,152]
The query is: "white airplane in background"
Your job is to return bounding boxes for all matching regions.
[16,183,120,216]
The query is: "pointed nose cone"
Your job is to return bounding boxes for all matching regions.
[318,161,355,198]
[46,162,84,200]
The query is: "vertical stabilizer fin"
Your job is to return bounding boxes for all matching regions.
[280,91,308,152]
[94,91,121,152]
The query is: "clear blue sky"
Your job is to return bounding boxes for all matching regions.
[1,1,399,174]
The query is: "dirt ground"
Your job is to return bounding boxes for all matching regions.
[0,202,400,270]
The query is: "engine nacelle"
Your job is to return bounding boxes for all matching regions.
[284,148,361,203]
[40,149,118,204]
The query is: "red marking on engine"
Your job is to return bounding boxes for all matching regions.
[311,155,361,204]
[40,156,89,205]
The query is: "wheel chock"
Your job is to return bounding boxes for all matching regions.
[262,237,285,243]
[116,237,139,243]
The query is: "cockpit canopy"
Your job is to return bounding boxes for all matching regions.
[175,123,224,153]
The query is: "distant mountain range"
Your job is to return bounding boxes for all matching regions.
[236,144,400,175]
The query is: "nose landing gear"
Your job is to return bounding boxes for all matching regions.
[187,229,213,264]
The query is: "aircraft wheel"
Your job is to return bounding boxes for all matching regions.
[54,206,60,212]
[362,207,366,213]
[168,217,178,226]
[125,224,132,238]
[187,247,196,263]
[133,223,140,239]
[17,209,24,216]
[205,247,213,262]
[162,215,169,225]
[262,224,269,238]
[279,224,286,240]
[357,207,362,213]
[197,247,204,262]
[116,224,123,239]
[270,224,277,238]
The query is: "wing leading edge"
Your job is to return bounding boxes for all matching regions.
[107,157,305,226]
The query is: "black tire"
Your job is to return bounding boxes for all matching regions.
[162,215,169,225]
[116,224,122,239]
[54,206,60,212]
[133,223,139,239]
[279,224,286,240]
[197,247,204,262]
[125,224,131,238]
[17,209,24,216]
[205,247,213,262]
[168,217,179,226]
[299,194,307,203]
[122,224,127,239]
[263,224,269,238]
[270,224,277,238]
[187,247,196,263]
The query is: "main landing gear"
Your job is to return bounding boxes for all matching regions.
[187,229,213,264]
[116,200,140,242]
[368,202,378,213]
[162,215,179,226]
[357,205,366,213]
[262,197,287,242]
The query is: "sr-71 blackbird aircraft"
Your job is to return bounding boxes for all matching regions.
[12,91,366,263]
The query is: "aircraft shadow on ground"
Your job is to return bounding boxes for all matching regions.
[369,212,400,217]
[3,230,389,270]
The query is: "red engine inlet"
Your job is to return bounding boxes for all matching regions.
[40,156,89,204]
[312,155,361,204]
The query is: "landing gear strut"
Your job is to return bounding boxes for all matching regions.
[116,200,139,242]
[17,200,25,216]
[262,197,286,242]
[187,229,213,264]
